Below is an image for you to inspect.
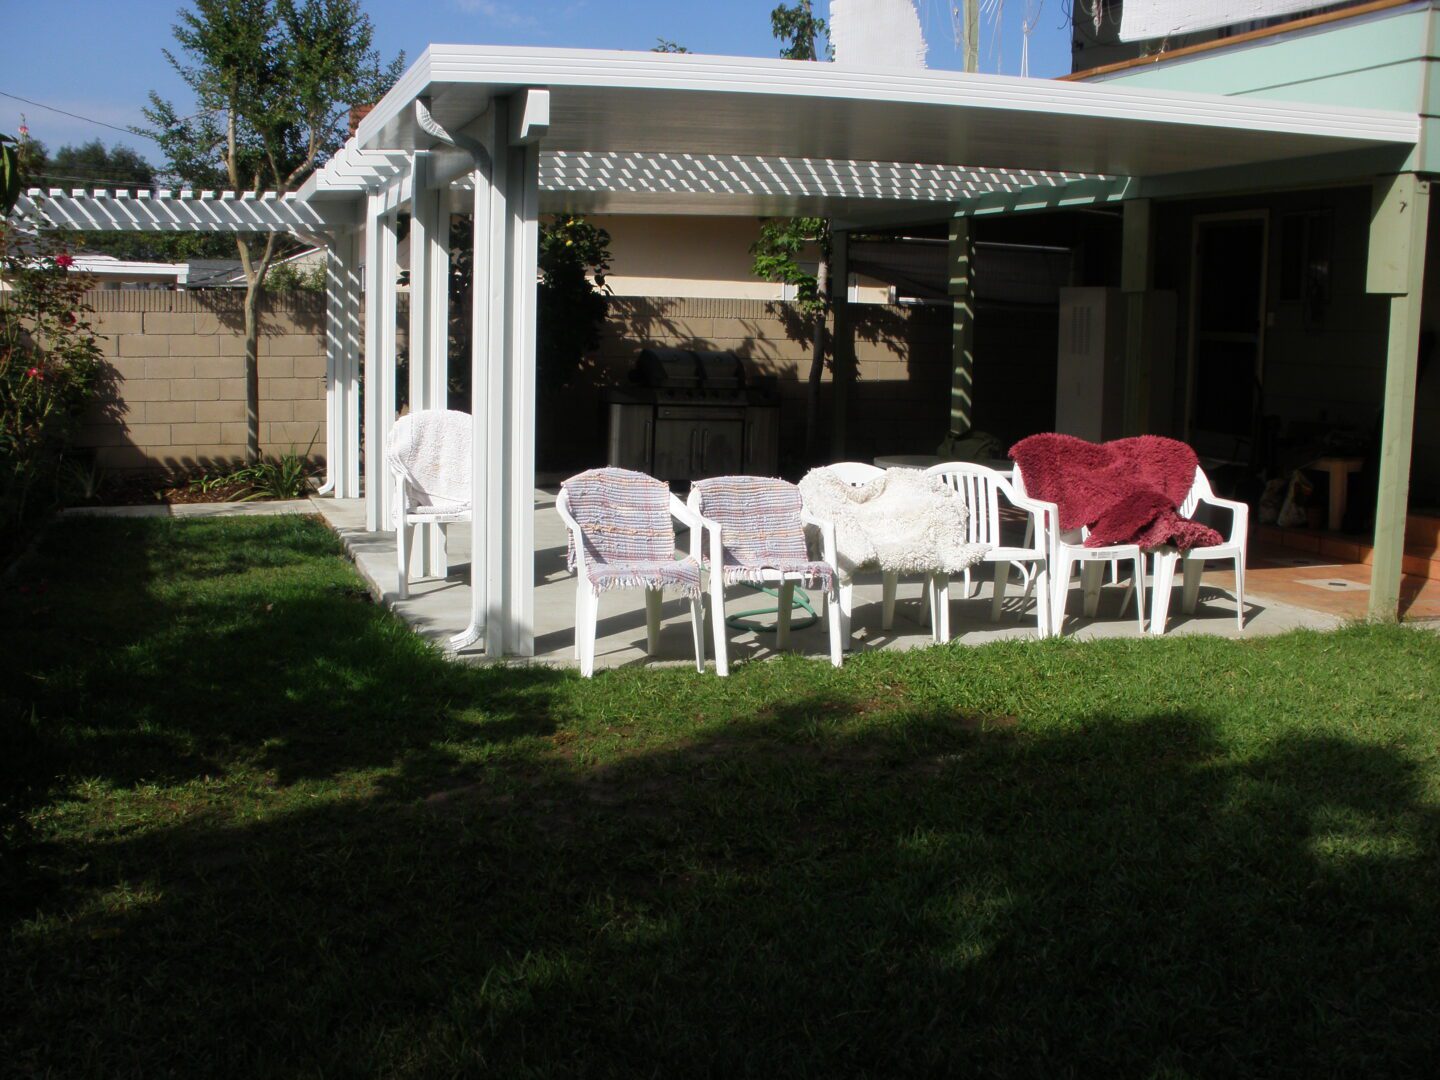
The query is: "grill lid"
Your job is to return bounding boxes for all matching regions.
[633,347,745,390]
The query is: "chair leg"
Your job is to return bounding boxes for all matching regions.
[1052,551,1074,634]
[964,567,978,599]
[1081,561,1105,618]
[645,588,663,655]
[882,571,898,630]
[1132,555,1147,633]
[1182,559,1204,614]
[990,560,1008,623]
[1034,564,1052,638]
[577,586,598,677]
[690,595,708,674]
[921,576,933,629]
[839,580,854,651]
[396,520,414,600]
[1150,551,1177,636]
[932,573,951,644]
[776,581,795,650]
[573,582,584,659]
[709,576,728,675]
[1234,555,1247,631]
[826,585,843,668]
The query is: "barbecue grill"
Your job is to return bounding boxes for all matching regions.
[606,347,779,482]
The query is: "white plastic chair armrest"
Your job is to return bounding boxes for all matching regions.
[670,495,718,564]
[800,509,840,579]
[1199,494,1250,547]
[555,491,589,579]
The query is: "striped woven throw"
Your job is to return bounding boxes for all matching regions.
[561,468,701,598]
[692,476,836,595]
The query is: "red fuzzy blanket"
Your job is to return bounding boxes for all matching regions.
[1009,433,1223,550]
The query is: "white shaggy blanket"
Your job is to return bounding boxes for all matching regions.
[386,409,471,516]
[798,467,986,579]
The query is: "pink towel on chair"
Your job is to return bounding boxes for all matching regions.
[1009,434,1222,551]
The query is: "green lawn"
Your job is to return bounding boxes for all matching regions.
[3,515,1438,1078]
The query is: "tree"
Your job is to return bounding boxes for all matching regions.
[652,38,689,53]
[751,2,833,462]
[142,0,402,460]
[770,1,830,60]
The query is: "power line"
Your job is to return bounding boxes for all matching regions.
[0,90,157,142]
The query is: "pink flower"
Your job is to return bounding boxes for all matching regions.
[54,253,74,269]
[26,366,42,379]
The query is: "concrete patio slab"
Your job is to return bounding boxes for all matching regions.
[64,499,317,519]
[313,490,1347,670]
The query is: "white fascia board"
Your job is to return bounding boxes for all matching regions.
[354,45,1417,174]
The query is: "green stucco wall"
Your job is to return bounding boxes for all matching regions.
[1091,3,1437,173]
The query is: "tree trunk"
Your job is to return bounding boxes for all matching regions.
[243,284,262,462]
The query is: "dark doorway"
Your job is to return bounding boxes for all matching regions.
[1188,214,1268,462]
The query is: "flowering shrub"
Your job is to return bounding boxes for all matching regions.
[1,226,107,553]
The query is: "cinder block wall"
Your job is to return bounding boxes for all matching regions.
[76,290,327,472]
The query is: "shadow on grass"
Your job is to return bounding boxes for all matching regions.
[3,518,1438,1076]
[9,709,1440,1075]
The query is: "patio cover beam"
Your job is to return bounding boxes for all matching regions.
[17,188,356,232]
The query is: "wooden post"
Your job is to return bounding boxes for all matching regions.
[1121,199,1153,434]
[1365,173,1430,620]
[830,229,853,460]
[939,215,975,453]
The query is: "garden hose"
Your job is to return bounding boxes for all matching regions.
[724,581,820,633]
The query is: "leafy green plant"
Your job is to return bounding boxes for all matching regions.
[57,454,106,503]
[187,470,235,496]
[264,259,326,292]
[226,438,317,501]
[2,184,108,552]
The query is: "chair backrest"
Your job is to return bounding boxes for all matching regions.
[691,476,808,565]
[1178,466,1211,519]
[925,462,1004,546]
[827,461,886,487]
[559,467,674,568]
[387,409,471,508]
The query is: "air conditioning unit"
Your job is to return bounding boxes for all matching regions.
[1057,287,1177,440]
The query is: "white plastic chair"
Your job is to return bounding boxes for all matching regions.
[1013,465,1147,635]
[1149,467,1249,634]
[688,477,844,675]
[387,409,471,601]
[924,462,1054,640]
[556,474,710,678]
[813,462,908,650]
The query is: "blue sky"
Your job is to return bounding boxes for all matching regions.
[6,0,1074,169]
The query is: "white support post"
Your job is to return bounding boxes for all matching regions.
[378,209,400,533]
[484,101,511,658]
[506,137,540,656]
[318,236,341,496]
[408,152,437,577]
[448,91,543,657]
[425,165,452,573]
[363,195,383,530]
[340,227,363,499]
[324,228,363,500]
[451,111,498,655]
